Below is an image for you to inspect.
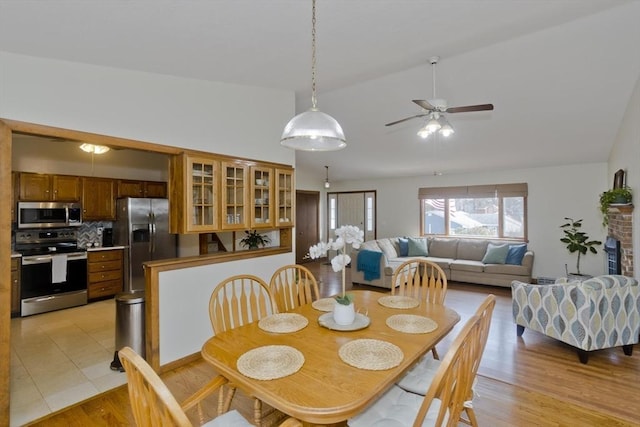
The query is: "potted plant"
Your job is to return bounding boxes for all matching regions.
[560,217,601,278]
[599,186,632,226]
[239,230,270,249]
[308,225,364,325]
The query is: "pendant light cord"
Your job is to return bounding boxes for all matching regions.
[311,0,317,109]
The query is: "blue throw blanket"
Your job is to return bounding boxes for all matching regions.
[357,250,383,281]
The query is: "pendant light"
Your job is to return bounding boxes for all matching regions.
[324,165,331,188]
[280,0,346,151]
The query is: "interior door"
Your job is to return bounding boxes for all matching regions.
[295,191,319,264]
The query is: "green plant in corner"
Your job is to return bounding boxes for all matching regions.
[560,217,601,276]
[599,186,632,226]
[239,230,270,249]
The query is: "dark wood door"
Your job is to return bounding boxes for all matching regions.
[295,190,319,263]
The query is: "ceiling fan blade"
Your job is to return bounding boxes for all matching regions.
[445,103,494,113]
[412,100,436,111]
[385,114,427,127]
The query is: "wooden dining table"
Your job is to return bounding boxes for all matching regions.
[201,290,460,425]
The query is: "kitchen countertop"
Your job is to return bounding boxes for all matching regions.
[86,245,126,252]
[11,253,21,258]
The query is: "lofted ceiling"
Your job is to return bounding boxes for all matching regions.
[1,0,639,183]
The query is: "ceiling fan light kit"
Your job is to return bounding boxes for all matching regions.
[386,56,493,139]
[281,0,346,152]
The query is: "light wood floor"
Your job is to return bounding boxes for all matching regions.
[26,261,640,426]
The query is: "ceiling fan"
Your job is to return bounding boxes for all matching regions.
[385,56,493,137]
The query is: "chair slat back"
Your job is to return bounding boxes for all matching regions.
[391,259,447,304]
[413,294,496,427]
[119,346,192,427]
[209,274,277,334]
[269,265,320,312]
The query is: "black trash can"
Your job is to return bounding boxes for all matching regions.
[110,290,145,371]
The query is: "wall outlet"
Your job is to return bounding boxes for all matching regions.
[97,227,104,235]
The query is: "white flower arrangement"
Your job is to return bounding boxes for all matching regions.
[308,225,364,305]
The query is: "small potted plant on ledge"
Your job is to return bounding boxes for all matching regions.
[239,230,270,250]
[599,186,632,226]
[560,217,601,280]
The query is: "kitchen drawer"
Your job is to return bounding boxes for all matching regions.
[88,250,123,263]
[88,279,122,299]
[89,269,122,283]
[88,259,122,273]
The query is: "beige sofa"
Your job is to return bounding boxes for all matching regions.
[351,237,534,289]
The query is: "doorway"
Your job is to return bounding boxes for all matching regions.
[327,191,376,241]
[295,190,319,263]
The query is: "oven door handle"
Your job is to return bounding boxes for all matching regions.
[22,256,52,265]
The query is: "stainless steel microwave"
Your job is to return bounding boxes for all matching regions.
[17,202,82,229]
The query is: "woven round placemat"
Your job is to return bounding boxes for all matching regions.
[312,297,336,312]
[237,345,304,380]
[386,314,437,334]
[378,295,420,309]
[258,313,308,333]
[338,339,404,371]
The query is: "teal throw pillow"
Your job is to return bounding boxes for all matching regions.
[506,244,527,265]
[407,237,429,256]
[482,243,509,264]
[398,238,409,256]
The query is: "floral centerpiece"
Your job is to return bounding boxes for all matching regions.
[308,225,364,305]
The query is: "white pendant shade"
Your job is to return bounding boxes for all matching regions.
[281,108,346,151]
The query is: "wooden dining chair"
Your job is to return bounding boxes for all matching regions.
[208,274,278,426]
[348,311,485,427]
[395,294,497,427]
[391,258,448,358]
[119,346,301,427]
[269,264,320,312]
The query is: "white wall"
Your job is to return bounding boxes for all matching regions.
[327,163,609,279]
[608,73,640,279]
[0,51,297,365]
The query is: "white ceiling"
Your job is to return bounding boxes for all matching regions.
[1,0,639,182]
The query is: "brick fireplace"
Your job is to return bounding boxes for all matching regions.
[607,204,634,277]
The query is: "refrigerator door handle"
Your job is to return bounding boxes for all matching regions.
[148,213,154,255]
[150,212,157,254]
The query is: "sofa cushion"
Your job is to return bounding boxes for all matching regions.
[482,243,509,264]
[377,239,398,259]
[424,257,453,273]
[398,238,409,257]
[407,237,429,256]
[361,240,382,252]
[429,238,458,259]
[449,260,484,273]
[506,243,528,265]
[456,239,489,262]
[484,263,528,275]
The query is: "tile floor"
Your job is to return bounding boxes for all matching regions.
[10,299,126,426]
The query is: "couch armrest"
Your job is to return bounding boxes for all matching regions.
[521,250,534,271]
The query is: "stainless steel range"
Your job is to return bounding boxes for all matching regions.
[15,229,88,316]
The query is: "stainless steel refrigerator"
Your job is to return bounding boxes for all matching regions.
[114,198,177,292]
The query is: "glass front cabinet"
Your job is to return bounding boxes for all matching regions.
[250,166,274,228]
[187,156,218,232]
[276,168,294,227]
[221,162,248,230]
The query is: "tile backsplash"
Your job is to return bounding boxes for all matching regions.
[78,221,113,248]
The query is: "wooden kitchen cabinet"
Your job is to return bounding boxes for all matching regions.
[250,166,274,228]
[169,154,219,233]
[117,179,167,198]
[18,172,80,201]
[87,249,123,300]
[221,162,248,230]
[11,257,21,317]
[275,168,295,227]
[82,177,116,220]
[11,172,16,222]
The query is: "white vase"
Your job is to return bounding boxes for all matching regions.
[333,302,356,325]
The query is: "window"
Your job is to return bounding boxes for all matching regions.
[419,183,527,240]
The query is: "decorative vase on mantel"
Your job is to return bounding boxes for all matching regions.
[333,302,356,325]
